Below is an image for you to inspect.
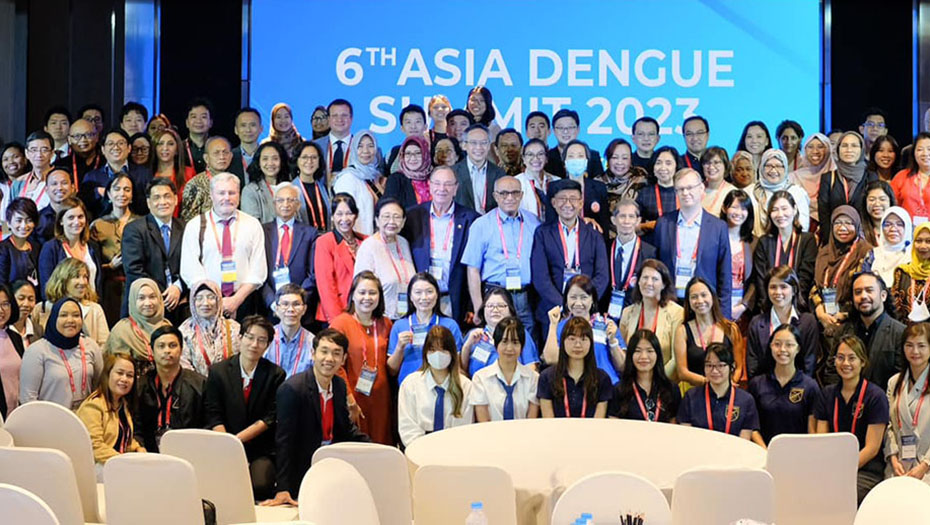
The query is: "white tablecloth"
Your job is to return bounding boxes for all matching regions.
[405,418,766,525]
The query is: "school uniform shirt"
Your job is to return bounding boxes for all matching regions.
[607,381,681,422]
[537,366,612,418]
[556,316,624,384]
[398,370,473,447]
[387,315,463,385]
[748,370,820,443]
[468,361,539,421]
[814,378,890,474]
[263,325,316,379]
[463,326,539,378]
[678,384,760,437]
[885,368,930,481]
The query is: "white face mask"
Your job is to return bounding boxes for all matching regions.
[565,158,586,179]
[427,351,452,370]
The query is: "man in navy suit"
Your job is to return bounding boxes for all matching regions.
[401,165,480,325]
[605,198,657,318]
[453,124,505,214]
[262,184,318,323]
[122,178,187,325]
[531,179,609,335]
[80,128,152,219]
[654,168,732,318]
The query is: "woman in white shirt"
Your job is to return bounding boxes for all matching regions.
[332,131,384,236]
[886,322,930,483]
[354,198,415,320]
[470,316,539,421]
[398,325,473,446]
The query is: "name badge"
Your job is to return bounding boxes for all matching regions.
[396,293,409,317]
[563,268,581,292]
[607,290,625,320]
[821,287,838,315]
[472,339,493,364]
[164,268,173,286]
[273,267,290,291]
[593,319,607,345]
[902,434,919,461]
[355,367,377,396]
[429,258,444,281]
[675,264,694,296]
[412,323,429,347]
[505,268,521,291]
[731,287,744,313]
[220,260,237,284]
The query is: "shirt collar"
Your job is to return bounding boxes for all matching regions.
[425,370,451,390]
[430,202,455,219]
[677,209,703,227]
[467,157,487,173]
[276,217,296,230]
[152,215,170,230]
[492,361,525,386]
[769,306,799,328]
[329,133,350,146]
[498,209,523,223]
[240,360,257,382]
[107,162,129,175]
[277,325,303,345]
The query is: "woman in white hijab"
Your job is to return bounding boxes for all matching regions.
[866,206,912,286]
[751,148,811,236]
[332,131,385,236]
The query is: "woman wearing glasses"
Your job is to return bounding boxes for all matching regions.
[750,148,811,236]
[515,139,559,222]
[818,132,877,244]
[678,342,759,440]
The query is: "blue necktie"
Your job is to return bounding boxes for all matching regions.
[161,224,171,252]
[433,385,445,431]
[498,378,515,420]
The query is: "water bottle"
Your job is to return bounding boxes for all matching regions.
[465,501,488,525]
[581,512,593,525]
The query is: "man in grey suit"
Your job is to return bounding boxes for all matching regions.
[452,123,505,214]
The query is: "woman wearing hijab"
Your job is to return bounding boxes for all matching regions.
[332,131,384,236]
[383,135,432,210]
[892,223,930,323]
[19,297,104,410]
[790,132,835,228]
[103,278,171,375]
[751,148,811,236]
[818,131,877,245]
[267,103,303,161]
[730,150,756,190]
[179,280,241,377]
[867,206,912,287]
[811,206,873,336]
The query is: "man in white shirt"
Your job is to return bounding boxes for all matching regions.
[313,99,354,178]
[180,172,267,320]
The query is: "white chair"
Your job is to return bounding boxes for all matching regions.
[671,468,774,525]
[854,476,930,524]
[5,401,101,523]
[104,453,205,525]
[312,442,413,525]
[551,471,671,525]
[0,427,13,446]
[160,429,299,524]
[766,433,858,525]
[0,483,61,525]
[413,465,517,525]
[298,458,380,525]
[0,447,88,525]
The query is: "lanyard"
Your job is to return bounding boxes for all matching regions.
[195,322,229,369]
[562,378,588,418]
[274,326,307,377]
[19,174,46,204]
[185,140,195,169]
[58,340,88,397]
[209,211,240,258]
[558,221,581,270]
[655,185,679,217]
[327,136,351,172]
[825,240,859,287]
[834,379,869,433]
[774,232,797,268]
[838,174,850,203]
[638,305,659,332]
[633,383,661,422]
[155,375,174,428]
[897,375,928,430]
[733,242,746,287]
[496,210,524,260]
[914,174,929,215]
[61,241,85,261]
[355,315,380,369]
[430,213,455,255]
[298,180,325,229]
[276,224,293,268]
[128,318,153,361]
[705,384,736,434]
[264,180,275,204]
[529,179,544,218]
[611,238,640,290]
[382,236,410,284]
[675,223,701,267]
[695,321,716,350]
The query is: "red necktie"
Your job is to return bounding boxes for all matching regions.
[221,218,234,296]
[280,224,291,266]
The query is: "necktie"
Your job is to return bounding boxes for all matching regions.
[498,378,516,420]
[433,385,445,431]
[279,224,291,266]
[221,217,234,297]
[615,245,624,289]
[332,140,344,172]
[161,224,171,252]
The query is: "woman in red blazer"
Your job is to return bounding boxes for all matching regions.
[315,193,367,321]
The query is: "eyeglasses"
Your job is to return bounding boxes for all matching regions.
[635,132,658,139]
[552,196,582,205]
[684,130,707,138]
[863,122,886,129]
[494,190,523,199]
[831,354,860,365]
[84,116,103,123]
[833,219,856,228]
[403,151,422,158]
[241,332,269,346]
[275,197,299,204]
[298,155,319,162]
[771,341,798,350]
[311,115,328,122]
[763,163,785,171]
[704,363,730,371]
[675,183,703,194]
[554,126,578,133]
[104,141,128,149]
[0,302,11,310]
[379,214,404,222]
[134,146,151,154]
[278,301,304,311]
[465,140,490,147]
[69,133,96,141]
[484,303,509,311]
[27,147,52,154]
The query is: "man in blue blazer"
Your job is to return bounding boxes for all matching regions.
[654,168,732,318]
[401,165,480,326]
[531,179,609,333]
[261,185,318,323]
[453,124,505,214]
[80,128,152,219]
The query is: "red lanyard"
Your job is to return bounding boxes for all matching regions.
[733,243,746,287]
[320,394,334,441]
[826,240,859,287]
[611,238,641,290]
[638,305,659,332]
[834,379,869,433]
[382,236,410,284]
[327,137,351,172]
[155,375,174,428]
[695,321,716,350]
[529,179,544,217]
[675,224,701,267]
[298,180,325,229]
[558,221,581,270]
[429,212,455,254]
[354,316,380,370]
[774,232,797,267]
[185,140,195,169]
[705,384,736,434]
[633,384,661,422]
[562,378,587,418]
[195,323,228,369]
[209,211,239,258]
[655,185,679,217]
[128,318,153,361]
[61,242,84,261]
[913,174,929,215]
[838,175,850,204]
[274,326,307,377]
[496,210,524,260]
[59,340,88,397]
[897,377,928,430]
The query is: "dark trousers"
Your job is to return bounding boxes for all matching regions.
[249,455,276,501]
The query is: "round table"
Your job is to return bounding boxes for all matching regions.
[405,418,766,525]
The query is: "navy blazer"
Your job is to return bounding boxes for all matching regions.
[121,214,186,316]
[36,205,57,245]
[401,201,480,324]
[261,220,318,308]
[0,237,40,285]
[79,163,152,219]
[545,147,605,179]
[540,178,611,241]
[37,239,105,300]
[452,159,504,213]
[604,238,657,309]
[530,219,609,323]
[654,210,733,318]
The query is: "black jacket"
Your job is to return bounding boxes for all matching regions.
[134,368,206,452]
[121,214,186,317]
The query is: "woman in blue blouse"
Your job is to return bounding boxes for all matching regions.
[460,287,538,377]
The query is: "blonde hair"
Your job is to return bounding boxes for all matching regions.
[45,258,98,303]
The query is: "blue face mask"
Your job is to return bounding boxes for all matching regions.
[565,158,587,179]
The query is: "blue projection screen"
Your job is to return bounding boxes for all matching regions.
[250,0,822,153]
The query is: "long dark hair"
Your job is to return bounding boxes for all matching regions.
[908,132,930,174]
[465,86,495,125]
[551,317,599,407]
[764,190,802,236]
[720,189,754,242]
[867,135,899,174]
[345,270,385,319]
[682,277,739,344]
[615,329,676,420]
[736,120,773,154]
[405,272,444,319]
[763,265,805,313]
[246,141,290,184]
[295,141,326,182]
[419,325,466,417]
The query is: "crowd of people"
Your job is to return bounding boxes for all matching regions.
[1,90,928,506]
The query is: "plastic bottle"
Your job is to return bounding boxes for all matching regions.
[465,501,488,525]
[581,512,594,524]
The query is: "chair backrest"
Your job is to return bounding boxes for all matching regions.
[854,476,930,524]
[103,453,204,525]
[671,468,774,525]
[160,429,257,524]
[4,401,99,522]
[766,433,858,525]
[0,427,13,447]
[312,442,413,525]
[551,471,672,525]
[0,447,85,525]
[298,458,380,525]
[0,483,61,525]
[413,465,517,525]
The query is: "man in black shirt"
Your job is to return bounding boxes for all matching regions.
[184,98,214,173]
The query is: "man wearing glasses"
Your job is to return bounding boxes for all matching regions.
[680,115,710,176]
[654,168,733,318]
[859,107,889,155]
[631,116,661,177]
[13,131,55,209]
[261,184,317,322]
[80,128,152,218]
[544,108,604,179]
[55,118,102,187]
[453,123,505,213]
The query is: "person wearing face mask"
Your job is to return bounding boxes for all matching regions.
[751,191,818,309]
[460,288,538,377]
[618,260,684,380]
[241,142,290,224]
[884,322,930,484]
[354,198,416,320]
[544,109,604,179]
[538,316,612,418]
[630,117,660,177]
[260,184,317,319]
[790,133,836,229]
[332,131,386,236]
[818,131,877,245]
[469,316,539,421]
[605,199,656,317]
[635,146,681,243]
[452,123,504,214]
[751,148,811,237]
[892,223,930,322]
[891,132,930,225]
[19,297,104,409]
[54,119,103,188]
[90,174,141,325]
[384,134,433,209]
[178,281,241,377]
[38,197,104,299]
[179,136,234,223]
[36,168,75,244]
[678,343,759,440]
[747,266,819,379]
[859,181,896,247]
[559,139,612,239]
[398,325,473,446]
[0,198,41,286]
[608,329,680,422]
[103,278,171,375]
[701,147,736,216]
[680,116,710,176]
[597,139,648,214]
[81,128,151,219]
[866,206,912,286]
